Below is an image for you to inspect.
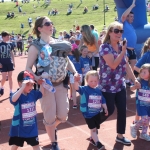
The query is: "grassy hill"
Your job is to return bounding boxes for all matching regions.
[0,0,149,37]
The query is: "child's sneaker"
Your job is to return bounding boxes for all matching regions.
[139,133,150,141]
[0,89,4,97]
[73,105,77,109]
[89,137,96,146]
[133,121,142,130]
[51,142,60,150]
[130,124,137,138]
[96,141,105,150]
[115,136,131,145]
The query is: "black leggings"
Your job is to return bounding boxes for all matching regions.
[92,57,99,71]
[17,42,23,53]
[100,88,126,134]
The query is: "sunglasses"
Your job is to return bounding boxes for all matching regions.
[42,21,53,27]
[113,29,124,34]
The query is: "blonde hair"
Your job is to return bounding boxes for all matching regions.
[141,38,150,56]
[103,21,123,44]
[139,63,150,86]
[85,70,99,82]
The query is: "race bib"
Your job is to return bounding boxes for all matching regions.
[83,63,90,75]
[88,95,102,109]
[21,102,37,123]
[138,89,150,102]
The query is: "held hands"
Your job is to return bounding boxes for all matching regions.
[34,75,44,85]
[74,73,80,82]
[134,80,141,89]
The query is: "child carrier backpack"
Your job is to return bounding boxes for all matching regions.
[31,39,72,83]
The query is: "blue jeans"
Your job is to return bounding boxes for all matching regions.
[100,88,126,134]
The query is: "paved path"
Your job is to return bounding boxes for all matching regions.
[0,55,150,150]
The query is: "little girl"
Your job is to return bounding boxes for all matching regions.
[133,37,150,127]
[68,43,84,109]
[130,64,150,141]
[80,45,92,85]
[74,70,108,150]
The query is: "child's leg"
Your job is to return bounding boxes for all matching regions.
[90,128,99,143]
[32,145,41,150]
[71,83,77,106]
[8,71,13,93]
[135,116,149,134]
[134,111,140,123]
[11,145,18,150]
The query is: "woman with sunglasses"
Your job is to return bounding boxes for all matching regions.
[99,21,140,145]
[26,16,78,150]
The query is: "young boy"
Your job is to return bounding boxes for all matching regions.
[0,31,15,96]
[74,70,108,150]
[9,70,44,150]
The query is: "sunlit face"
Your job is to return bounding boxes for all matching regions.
[39,17,53,35]
[87,75,99,88]
[24,82,34,94]
[140,68,150,80]
[127,13,134,23]
[81,48,88,57]
[3,35,10,42]
[109,26,123,42]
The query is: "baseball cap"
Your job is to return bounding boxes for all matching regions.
[1,31,10,37]
[17,71,35,83]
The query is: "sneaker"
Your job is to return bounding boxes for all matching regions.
[0,89,4,97]
[51,142,60,150]
[96,141,105,150]
[130,124,137,138]
[73,105,77,109]
[89,137,96,146]
[139,133,150,141]
[116,136,131,145]
[133,121,142,130]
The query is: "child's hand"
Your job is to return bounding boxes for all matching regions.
[0,63,2,68]
[22,80,29,88]
[74,73,80,82]
[104,109,108,116]
[134,80,141,89]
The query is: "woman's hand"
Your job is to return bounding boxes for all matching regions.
[34,75,44,85]
[74,73,80,82]
[134,79,141,89]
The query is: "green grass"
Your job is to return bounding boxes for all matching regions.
[0,0,149,37]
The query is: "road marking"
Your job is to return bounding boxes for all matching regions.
[66,121,113,150]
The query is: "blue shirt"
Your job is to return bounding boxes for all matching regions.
[91,30,99,41]
[136,51,150,68]
[80,56,92,75]
[9,90,42,138]
[68,55,84,74]
[0,42,13,64]
[122,21,137,48]
[77,86,106,118]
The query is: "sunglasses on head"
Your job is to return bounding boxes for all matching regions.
[113,29,124,34]
[42,21,53,27]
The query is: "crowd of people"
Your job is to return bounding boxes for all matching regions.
[1,0,150,150]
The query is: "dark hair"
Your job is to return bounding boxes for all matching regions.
[90,24,94,30]
[1,31,10,37]
[130,11,134,14]
[32,16,46,38]
[17,71,24,82]
[72,48,80,62]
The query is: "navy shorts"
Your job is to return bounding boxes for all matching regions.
[9,136,39,147]
[127,48,136,60]
[1,63,14,72]
[85,112,101,129]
